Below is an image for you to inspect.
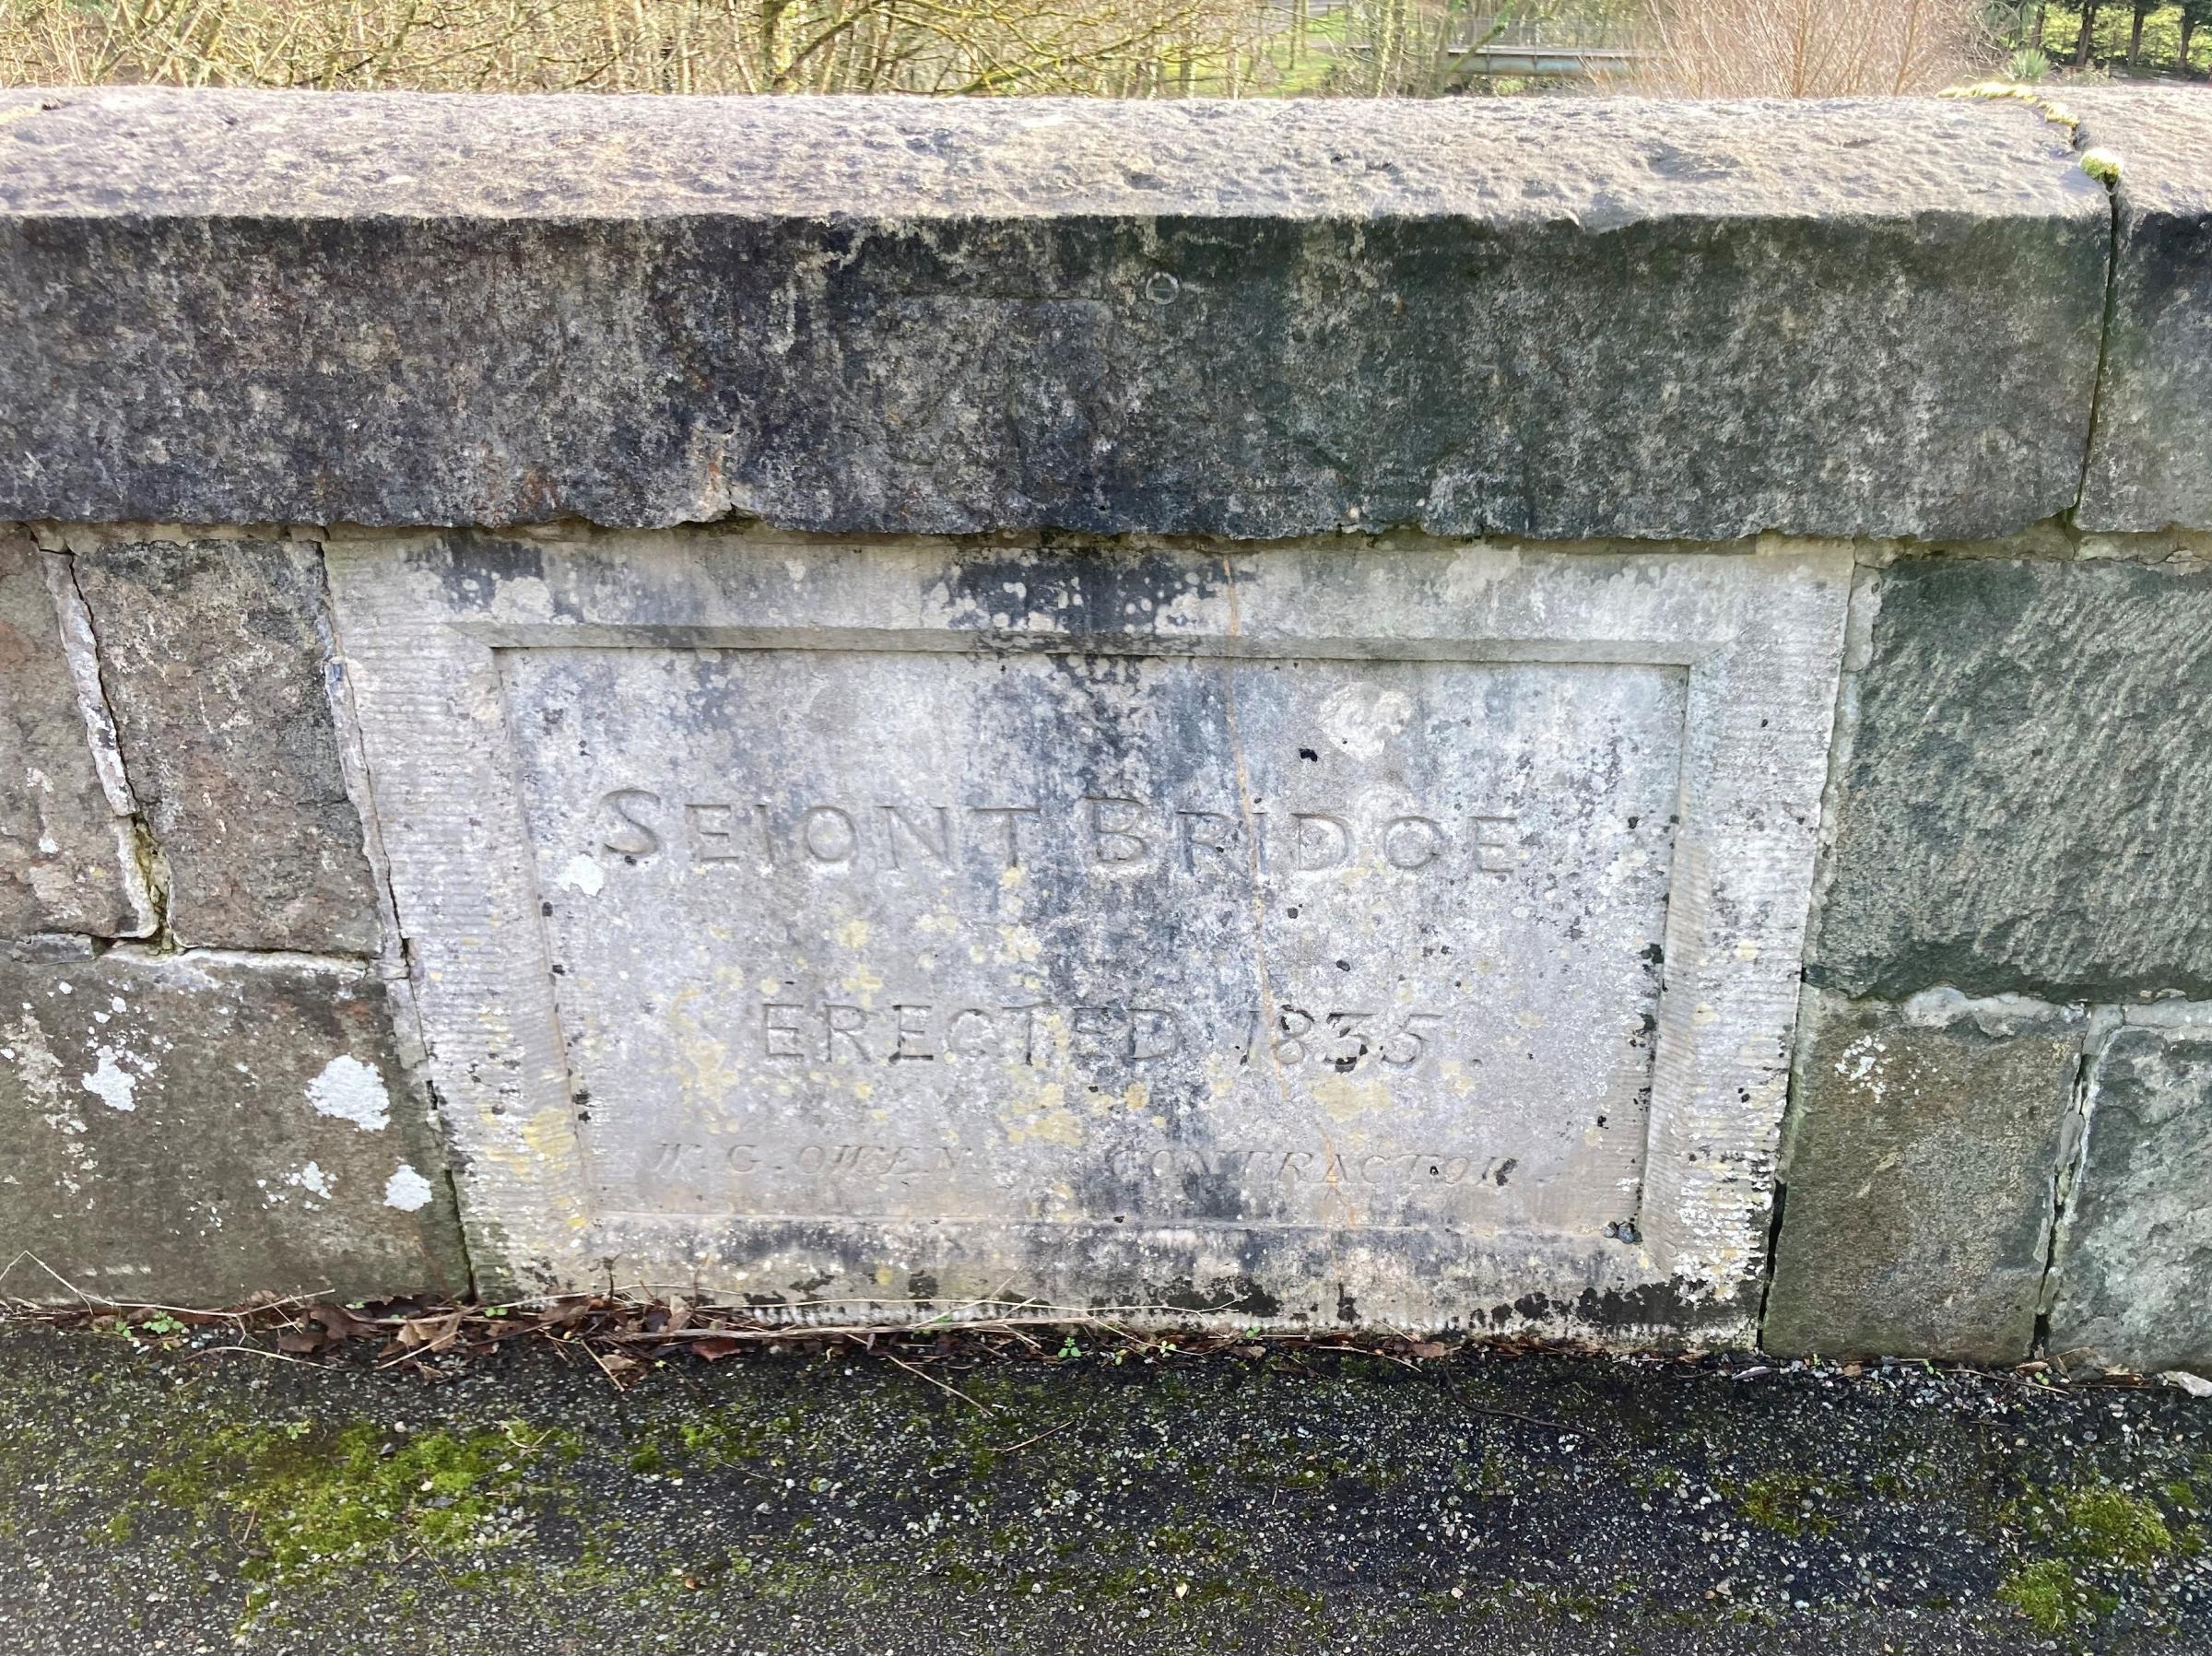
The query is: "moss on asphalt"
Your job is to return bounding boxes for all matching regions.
[0,1321,2207,1653]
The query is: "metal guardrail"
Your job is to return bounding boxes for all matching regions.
[1305,6,1655,76]
[1447,11,1653,48]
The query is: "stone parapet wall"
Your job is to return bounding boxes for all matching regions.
[1,88,2207,1368]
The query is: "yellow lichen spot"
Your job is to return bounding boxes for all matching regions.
[1692,1004,1720,1027]
[1733,938,1759,963]
[874,1263,897,1287]
[999,1082,1083,1147]
[835,917,871,949]
[757,977,782,996]
[1514,1009,1545,1029]
[1312,1073,1392,1123]
[519,1104,576,1162]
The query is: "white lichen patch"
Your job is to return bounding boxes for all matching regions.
[306,1054,392,1132]
[383,1164,434,1212]
[80,1046,140,1112]
[1318,683,1413,759]
[556,853,606,896]
[286,1161,335,1200]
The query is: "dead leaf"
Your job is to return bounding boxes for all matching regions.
[398,1310,464,1352]
[1407,1341,1450,1360]
[307,1303,374,1343]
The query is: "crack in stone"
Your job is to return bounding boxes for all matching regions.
[41,546,168,947]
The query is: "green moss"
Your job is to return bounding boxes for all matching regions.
[2062,1485,2171,1568]
[143,1416,579,1610]
[1729,1471,1836,1538]
[1994,1481,2176,1634]
[2009,1480,2174,1568]
[1997,1558,2102,1633]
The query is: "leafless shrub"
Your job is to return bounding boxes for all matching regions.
[1628,0,1986,95]
[0,0,1265,95]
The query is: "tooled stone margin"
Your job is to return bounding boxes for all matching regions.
[304,529,487,1302]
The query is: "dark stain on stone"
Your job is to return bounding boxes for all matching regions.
[1496,1277,1760,1341]
[941,546,1224,638]
[419,534,546,612]
[1152,1274,1283,1320]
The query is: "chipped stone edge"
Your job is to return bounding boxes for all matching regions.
[2039,998,2212,1372]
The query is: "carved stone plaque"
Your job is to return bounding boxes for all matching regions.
[327,536,1851,1337]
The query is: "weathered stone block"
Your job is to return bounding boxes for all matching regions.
[72,537,382,955]
[2046,1014,2212,1375]
[0,534,146,939]
[2074,90,2212,534]
[1813,558,2212,1002]
[0,90,2105,541]
[1763,992,2083,1363]
[0,945,466,1305]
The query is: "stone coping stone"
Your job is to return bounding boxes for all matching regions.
[2046,1010,2212,1376]
[2074,89,2212,534]
[0,89,2105,541]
